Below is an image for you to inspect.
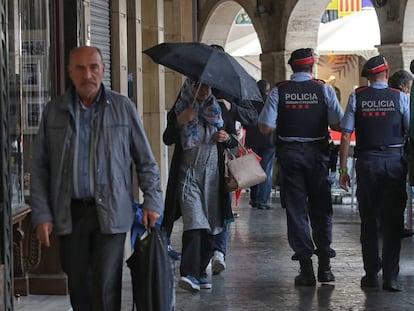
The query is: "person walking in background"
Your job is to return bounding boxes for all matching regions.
[210,94,256,275]
[389,69,413,94]
[258,48,343,287]
[209,44,259,276]
[162,44,259,277]
[409,62,414,196]
[162,80,237,292]
[339,55,409,292]
[209,97,241,276]
[388,69,413,238]
[245,79,276,210]
[30,46,163,310]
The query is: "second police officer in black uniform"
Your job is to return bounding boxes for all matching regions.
[258,48,344,286]
[339,55,410,292]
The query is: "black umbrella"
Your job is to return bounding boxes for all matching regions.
[143,42,263,102]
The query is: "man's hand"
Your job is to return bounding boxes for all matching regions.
[36,222,53,247]
[142,209,161,228]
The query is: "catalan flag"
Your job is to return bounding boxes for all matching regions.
[339,0,362,17]
[326,0,339,10]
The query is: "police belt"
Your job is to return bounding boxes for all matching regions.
[279,139,327,147]
[278,139,329,153]
[356,145,405,153]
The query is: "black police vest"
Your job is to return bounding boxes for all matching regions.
[355,86,404,150]
[277,80,328,138]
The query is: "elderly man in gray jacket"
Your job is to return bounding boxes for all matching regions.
[30,46,163,311]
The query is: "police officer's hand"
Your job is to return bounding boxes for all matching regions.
[36,222,53,247]
[142,209,160,228]
[339,173,351,192]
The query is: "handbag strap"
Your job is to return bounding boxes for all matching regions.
[230,133,249,155]
[225,148,236,159]
[225,133,248,160]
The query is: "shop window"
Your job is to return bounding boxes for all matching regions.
[10,0,51,210]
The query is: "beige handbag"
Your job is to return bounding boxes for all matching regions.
[224,137,267,192]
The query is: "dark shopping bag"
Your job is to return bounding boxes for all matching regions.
[126,226,174,311]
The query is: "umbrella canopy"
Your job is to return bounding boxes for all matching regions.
[144,42,263,102]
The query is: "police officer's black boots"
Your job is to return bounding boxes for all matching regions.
[295,259,316,286]
[317,257,335,282]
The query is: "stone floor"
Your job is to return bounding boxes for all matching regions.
[13,191,414,310]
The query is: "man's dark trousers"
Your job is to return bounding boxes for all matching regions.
[60,200,126,311]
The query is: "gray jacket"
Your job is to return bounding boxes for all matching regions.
[30,85,163,235]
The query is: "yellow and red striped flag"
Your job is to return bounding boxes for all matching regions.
[339,0,361,17]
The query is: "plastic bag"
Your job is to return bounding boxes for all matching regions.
[126,226,174,311]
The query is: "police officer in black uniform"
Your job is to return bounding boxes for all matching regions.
[258,48,344,286]
[339,55,410,291]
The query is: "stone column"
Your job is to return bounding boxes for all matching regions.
[260,50,290,85]
[162,0,194,178]
[141,0,168,190]
[127,0,143,117]
[111,0,128,95]
[163,0,193,111]
[377,43,414,73]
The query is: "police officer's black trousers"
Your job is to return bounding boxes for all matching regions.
[355,151,407,282]
[278,142,336,261]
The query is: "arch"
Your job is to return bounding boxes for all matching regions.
[197,0,264,53]
[197,0,263,79]
[285,0,331,53]
[198,1,243,47]
[403,0,414,43]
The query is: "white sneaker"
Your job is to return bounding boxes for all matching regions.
[211,251,226,275]
[206,260,212,274]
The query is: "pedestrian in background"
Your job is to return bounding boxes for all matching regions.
[339,55,409,292]
[258,48,343,286]
[245,79,276,210]
[163,67,258,280]
[162,80,237,292]
[30,46,163,310]
[388,69,413,238]
[209,44,259,276]
[389,69,413,94]
[409,62,414,191]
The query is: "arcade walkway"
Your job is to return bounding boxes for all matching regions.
[14,191,414,310]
